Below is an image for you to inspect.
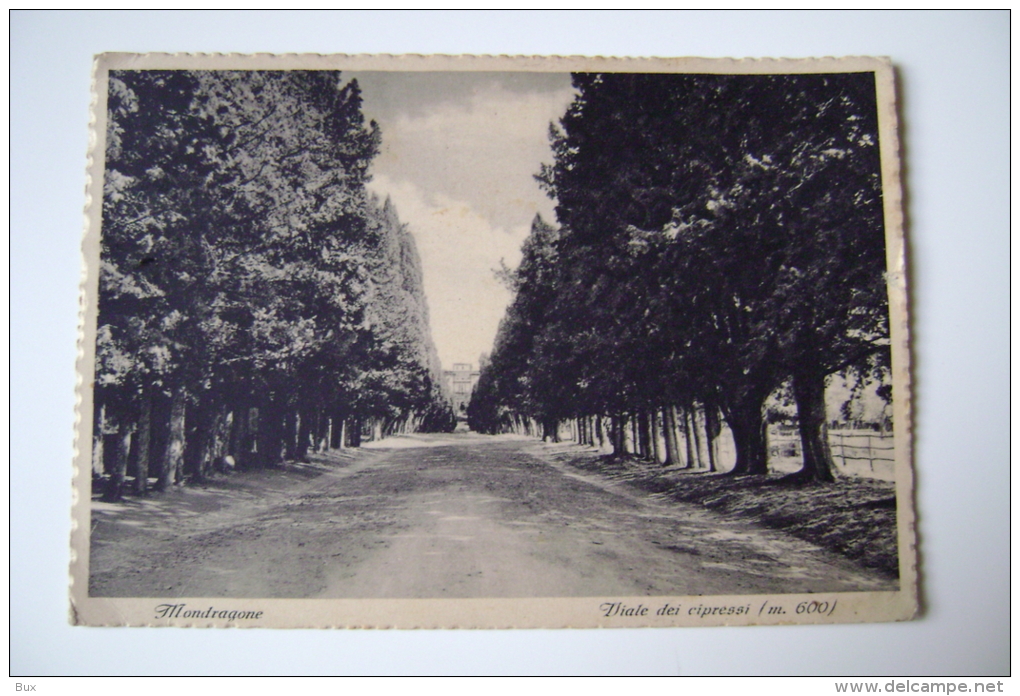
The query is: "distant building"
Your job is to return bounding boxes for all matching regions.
[442,362,480,415]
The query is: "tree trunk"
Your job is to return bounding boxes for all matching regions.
[135,390,152,495]
[196,403,227,481]
[661,407,675,467]
[691,404,705,469]
[92,402,107,477]
[189,398,214,482]
[259,396,286,466]
[227,407,242,467]
[793,369,837,482]
[193,408,212,482]
[158,386,187,490]
[348,418,362,448]
[323,416,333,452]
[635,410,645,458]
[668,405,684,467]
[704,404,719,473]
[282,410,297,460]
[541,418,558,443]
[217,410,235,471]
[296,409,311,461]
[622,413,635,454]
[103,418,134,502]
[252,404,263,463]
[246,406,261,465]
[649,409,662,463]
[312,410,324,452]
[725,392,769,476]
[681,405,695,469]
[329,411,340,448]
[641,410,654,460]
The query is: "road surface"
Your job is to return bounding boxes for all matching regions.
[89,432,895,598]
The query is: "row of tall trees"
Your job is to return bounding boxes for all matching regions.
[94,70,454,501]
[469,71,892,482]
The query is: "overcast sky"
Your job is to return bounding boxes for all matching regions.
[348,71,575,369]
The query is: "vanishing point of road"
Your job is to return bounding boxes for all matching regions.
[89,432,895,598]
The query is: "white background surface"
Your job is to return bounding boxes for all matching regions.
[10,10,1010,676]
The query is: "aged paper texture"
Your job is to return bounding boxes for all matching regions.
[73,53,915,628]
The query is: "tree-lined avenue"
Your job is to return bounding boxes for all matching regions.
[90,434,894,599]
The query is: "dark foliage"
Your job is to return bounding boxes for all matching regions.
[471,71,890,482]
[94,70,452,500]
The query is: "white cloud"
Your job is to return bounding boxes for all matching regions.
[371,83,573,232]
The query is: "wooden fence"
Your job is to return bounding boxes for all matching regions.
[829,430,895,472]
[769,428,895,479]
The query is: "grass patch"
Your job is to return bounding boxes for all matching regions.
[558,450,899,578]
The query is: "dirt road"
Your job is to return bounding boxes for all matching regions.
[89,433,895,598]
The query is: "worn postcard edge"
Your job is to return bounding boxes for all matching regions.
[71,53,916,629]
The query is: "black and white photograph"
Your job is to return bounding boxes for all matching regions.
[72,53,915,628]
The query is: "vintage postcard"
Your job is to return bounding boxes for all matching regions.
[72,53,915,628]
